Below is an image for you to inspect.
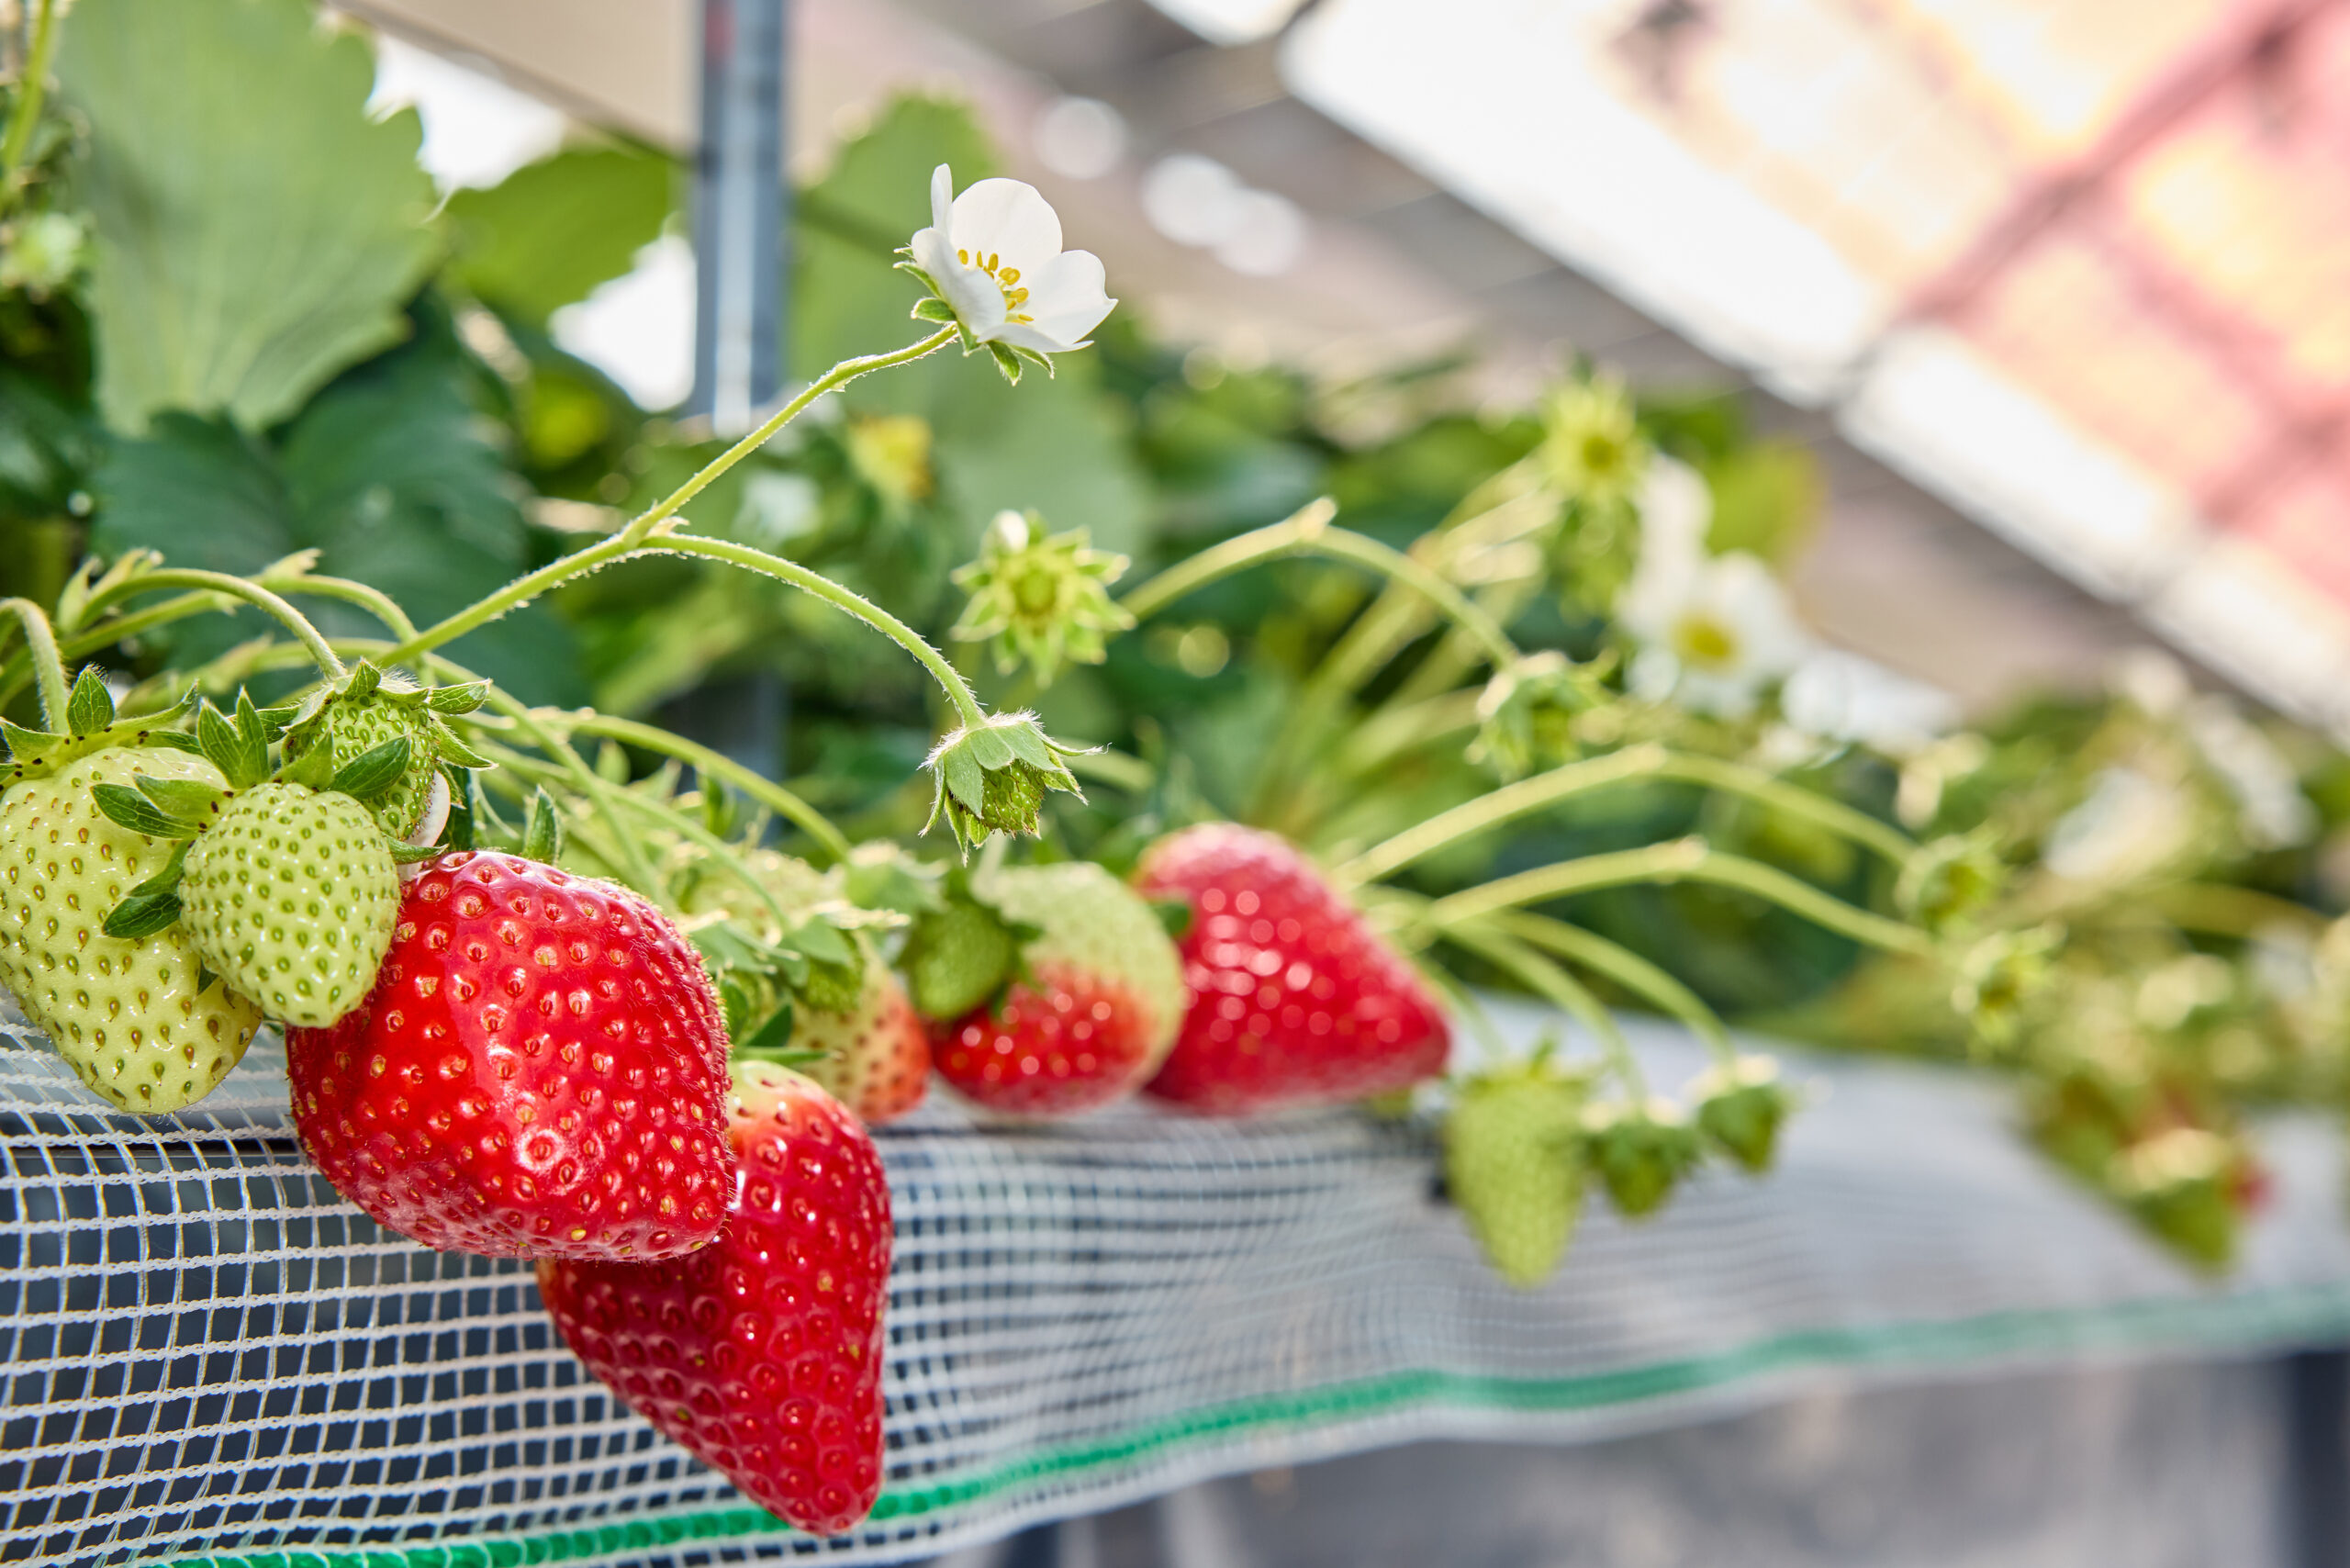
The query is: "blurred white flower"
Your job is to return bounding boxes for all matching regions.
[2044,767,2189,884]
[906,164,1115,355]
[1782,649,1959,757]
[1623,558,1808,719]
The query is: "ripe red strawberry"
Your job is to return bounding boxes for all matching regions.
[539,1061,892,1537]
[1135,823,1449,1114]
[797,955,930,1125]
[285,850,733,1260]
[927,861,1186,1116]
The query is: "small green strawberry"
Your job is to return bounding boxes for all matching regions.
[1583,1096,1704,1219]
[176,782,400,1028]
[89,692,412,1030]
[279,661,488,839]
[0,668,262,1112]
[1445,1054,1588,1287]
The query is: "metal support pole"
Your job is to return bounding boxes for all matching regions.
[688,0,787,434]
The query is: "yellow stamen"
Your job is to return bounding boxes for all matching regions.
[1001,266,1021,285]
[957,247,968,264]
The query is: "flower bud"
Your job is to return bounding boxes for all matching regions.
[922,711,1087,856]
[1689,1054,1796,1173]
[1582,1096,1703,1220]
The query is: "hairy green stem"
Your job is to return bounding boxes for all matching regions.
[0,596,68,728]
[652,534,987,726]
[1120,498,1520,672]
[1338,744,1914,889]
[536,709,852,866]
[0,0,60,217]
[70,568,343,678]
[1493,910,1734,1063]
[377,328,957,667]
[1424,838,1934,958]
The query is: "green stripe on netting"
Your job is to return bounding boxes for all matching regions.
[162,1280,2350,1568]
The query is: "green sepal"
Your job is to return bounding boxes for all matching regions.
[56,549,160,634]
[143,732,206,756]
[195,699,267,789]
[520,787,563,864]
[734,1001,799,1058]
[133,774,228,823]
[102,889,184,940]
[425,681,490,715]
[66,666,116,737]
[595,739,631,785]
[911,295,958,325]
[431,720,494,770]
[443,766,478,851]
[124,839,192,900]
[93,783,200,840]
[330,736,414,802]
[1,719,64,763]
[987,341,1024,385]
[275,739,336,790]
[344,661,383,701]
[194,962,220,997]
[464,770,520,852]
[386,838,443,865]
[1150,897,1193,940]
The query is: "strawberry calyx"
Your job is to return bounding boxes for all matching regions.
[901,864,1043,1022]
[278,660,490,838]
[0,666,201,791]
[921,711,1089,857]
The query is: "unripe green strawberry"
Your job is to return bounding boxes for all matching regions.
[280,663,485,840]
[178,782,399,1028]
[0,745,263,1111]
[1690,1054,1796,1173]
[1445,1061,1586,1287]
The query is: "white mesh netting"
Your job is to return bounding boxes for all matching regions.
[5,993,2349,1568]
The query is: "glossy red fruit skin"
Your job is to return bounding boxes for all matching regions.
[930,960,1161,1116]
[539,1063,892,1538]
[1136,823,1449,1114]
[286,851,733,1260]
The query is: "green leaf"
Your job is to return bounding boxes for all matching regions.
[93,783,196,840]
[330,736,414,802]
[192,700,264,788]
[2,719,63,762]
[102,889,183,941]
[57,0,441,431]
[443,146,678,325]
[425,681,489,715]
[132,774,226,823]
[387,839,443,865]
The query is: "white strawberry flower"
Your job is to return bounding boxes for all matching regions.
[1616,456,1809,718]
[903,164,1116,377]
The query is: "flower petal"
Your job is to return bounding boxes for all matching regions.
[930,163,954,234]
[1012,248,1115,347]
[949,177,1064,274]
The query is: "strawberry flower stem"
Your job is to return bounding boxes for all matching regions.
[69,568,344,678]
[375,328,959,670]
[0,597,69,730]
[1425,838,1935,958]
[1338,744,1915,889]
[1119,498,1521,673]
[1491,910,1736,1064]
[536,710,852,866]
[651,535,989,727]
[1441,919,1647,1095]
[0,0,61,219]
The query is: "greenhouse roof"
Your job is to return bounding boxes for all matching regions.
[1280,0,2350,730]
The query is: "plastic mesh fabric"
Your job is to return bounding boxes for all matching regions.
[5,994,2350,1568]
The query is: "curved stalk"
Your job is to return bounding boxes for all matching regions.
[650,534,986,727]
[1424,838,1934,958]
[1119,498,1520,673]
[1337,744,1914,890]
[0,597,69,729]
[377,327,957,668]
[535,710,852,867]
[1441,918,1646,1096]
[68,569,343,678]
[0,591,218,709]
[0,0,61,217]
[1493,910,1734,1064]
